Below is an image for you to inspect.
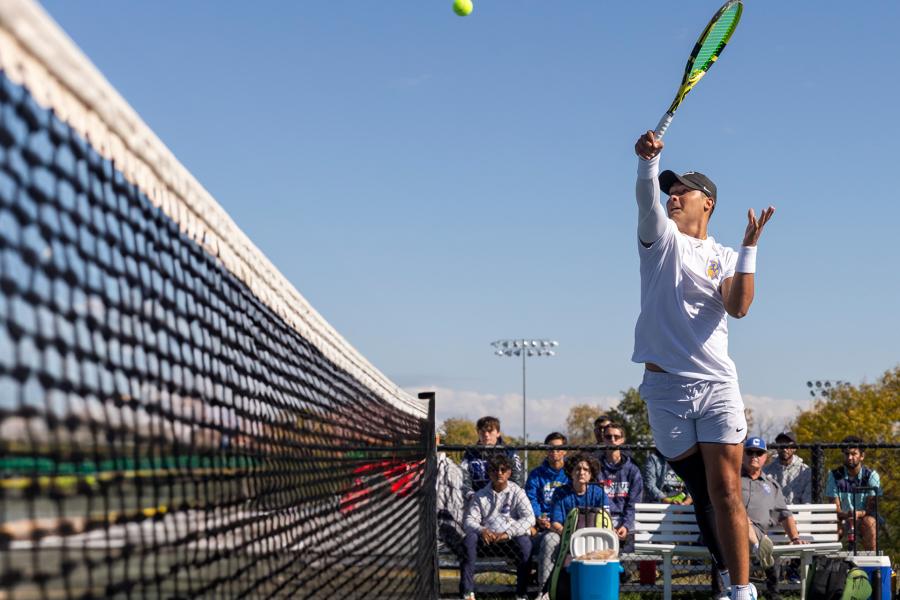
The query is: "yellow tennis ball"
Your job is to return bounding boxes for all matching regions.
[453,0,473,16]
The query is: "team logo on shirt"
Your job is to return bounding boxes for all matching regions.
[706,258,722,279]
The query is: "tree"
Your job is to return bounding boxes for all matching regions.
[565,404,606,445]
[438,418,478,445]
[563,387,652,447]
[790,366,900,559]
[607,387,652,445]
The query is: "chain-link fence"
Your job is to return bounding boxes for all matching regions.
[435,442,900,598]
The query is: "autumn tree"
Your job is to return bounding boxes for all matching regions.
[438,418,478,445]
[565,404,606,445]
[790,366,900,559]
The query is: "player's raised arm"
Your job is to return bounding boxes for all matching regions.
[721,206,776,318]
[634,131,668,246]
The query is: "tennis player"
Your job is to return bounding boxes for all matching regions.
[632,130,775,600]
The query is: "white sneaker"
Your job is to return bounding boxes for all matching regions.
[729,583,758,600]
[462,593,475,600]
[757,534,775,568]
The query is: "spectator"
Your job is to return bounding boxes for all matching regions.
[592,414,612,445]
[825,435,883,552]
[461,416,524,496]
[536,452,607,598]
[764,431,811,504]
[728,437,808,600]
[643,448,692,505]
[597,422,643,550]
[525,432,569,531]
[461,454,535,600]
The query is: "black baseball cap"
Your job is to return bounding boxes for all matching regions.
[659,170,717,200]
[775,431,798,444]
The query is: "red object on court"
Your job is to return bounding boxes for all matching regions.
[339,458,424,514]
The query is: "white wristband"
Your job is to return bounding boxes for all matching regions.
[736,246,757,273]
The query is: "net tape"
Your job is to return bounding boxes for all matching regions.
[0,0,433,597]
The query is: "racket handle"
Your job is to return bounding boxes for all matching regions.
[655,113,674,139]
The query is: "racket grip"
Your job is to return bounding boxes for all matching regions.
[655,113,674,139]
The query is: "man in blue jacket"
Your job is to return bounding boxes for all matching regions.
[525,432,570,529]
[597,422,643,551]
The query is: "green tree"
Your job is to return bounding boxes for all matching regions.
[607,387,652,446]
[438,418,478,445]
[565,404,606,445]
[791,366,900,558]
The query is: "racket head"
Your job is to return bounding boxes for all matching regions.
[666,0,743,114]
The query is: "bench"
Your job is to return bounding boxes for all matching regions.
[633,502,843,600]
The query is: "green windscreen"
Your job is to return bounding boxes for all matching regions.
[693,1,742,75]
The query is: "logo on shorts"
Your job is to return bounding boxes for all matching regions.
[706,258,722,279]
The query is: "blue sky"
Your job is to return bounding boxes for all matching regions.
[39,1,899,440]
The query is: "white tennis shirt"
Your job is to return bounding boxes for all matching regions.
[631,156,739,382]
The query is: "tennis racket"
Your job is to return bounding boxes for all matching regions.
[655,0,743,138]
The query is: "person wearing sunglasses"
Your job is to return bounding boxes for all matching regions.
[596,423,643,551]
[730,437,807,600]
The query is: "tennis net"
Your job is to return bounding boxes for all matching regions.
[0,1,435,598]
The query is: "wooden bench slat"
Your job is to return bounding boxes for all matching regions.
[639,522,704,533]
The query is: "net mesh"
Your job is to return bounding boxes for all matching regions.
[0,2,434,598]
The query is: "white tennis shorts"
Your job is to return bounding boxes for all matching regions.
[639,370,747,459]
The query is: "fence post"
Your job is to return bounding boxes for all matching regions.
[811,444,826,503]
[419,391,440,600]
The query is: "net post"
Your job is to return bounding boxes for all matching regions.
[418,391,439,599]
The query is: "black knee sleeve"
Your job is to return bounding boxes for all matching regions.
[668,452,727,570]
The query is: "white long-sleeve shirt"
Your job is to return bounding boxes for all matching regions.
[631,156,739,382]
[464,481,535,538]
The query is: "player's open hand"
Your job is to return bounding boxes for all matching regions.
[635,130,664,160]
[741,206,775,247]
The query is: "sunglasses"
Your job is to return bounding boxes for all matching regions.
[745,450,766,457]
[603,434,624,441]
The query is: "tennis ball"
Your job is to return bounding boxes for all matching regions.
[453,0,473,16]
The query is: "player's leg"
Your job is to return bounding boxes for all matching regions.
[667,449,729,573]
[699,443,749,586]
[641,373,730,573]
[695,379,752,593]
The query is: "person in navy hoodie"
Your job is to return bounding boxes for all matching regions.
[461,416,524,497]
[597,422,643,551]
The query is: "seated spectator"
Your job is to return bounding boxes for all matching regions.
[525,432,569,532]
[597,422,643,550]
[731,437,808,600]
[592,414,612,445]
[643,448,692,505]
[461,454,535,600]
[461,416,524,496]
[764,431,811,504]
[826,435,883,552]
[536,453,606,598]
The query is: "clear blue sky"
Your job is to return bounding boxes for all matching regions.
[40,1,899,439]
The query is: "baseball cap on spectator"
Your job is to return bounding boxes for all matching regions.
[775,431,797,444]
[744,437,767,451]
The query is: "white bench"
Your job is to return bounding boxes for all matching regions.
[633,503,843,600]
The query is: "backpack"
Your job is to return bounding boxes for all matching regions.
[548,506,614,600]
[806,556,872,600]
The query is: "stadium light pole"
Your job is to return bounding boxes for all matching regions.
[491,339,558,468]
